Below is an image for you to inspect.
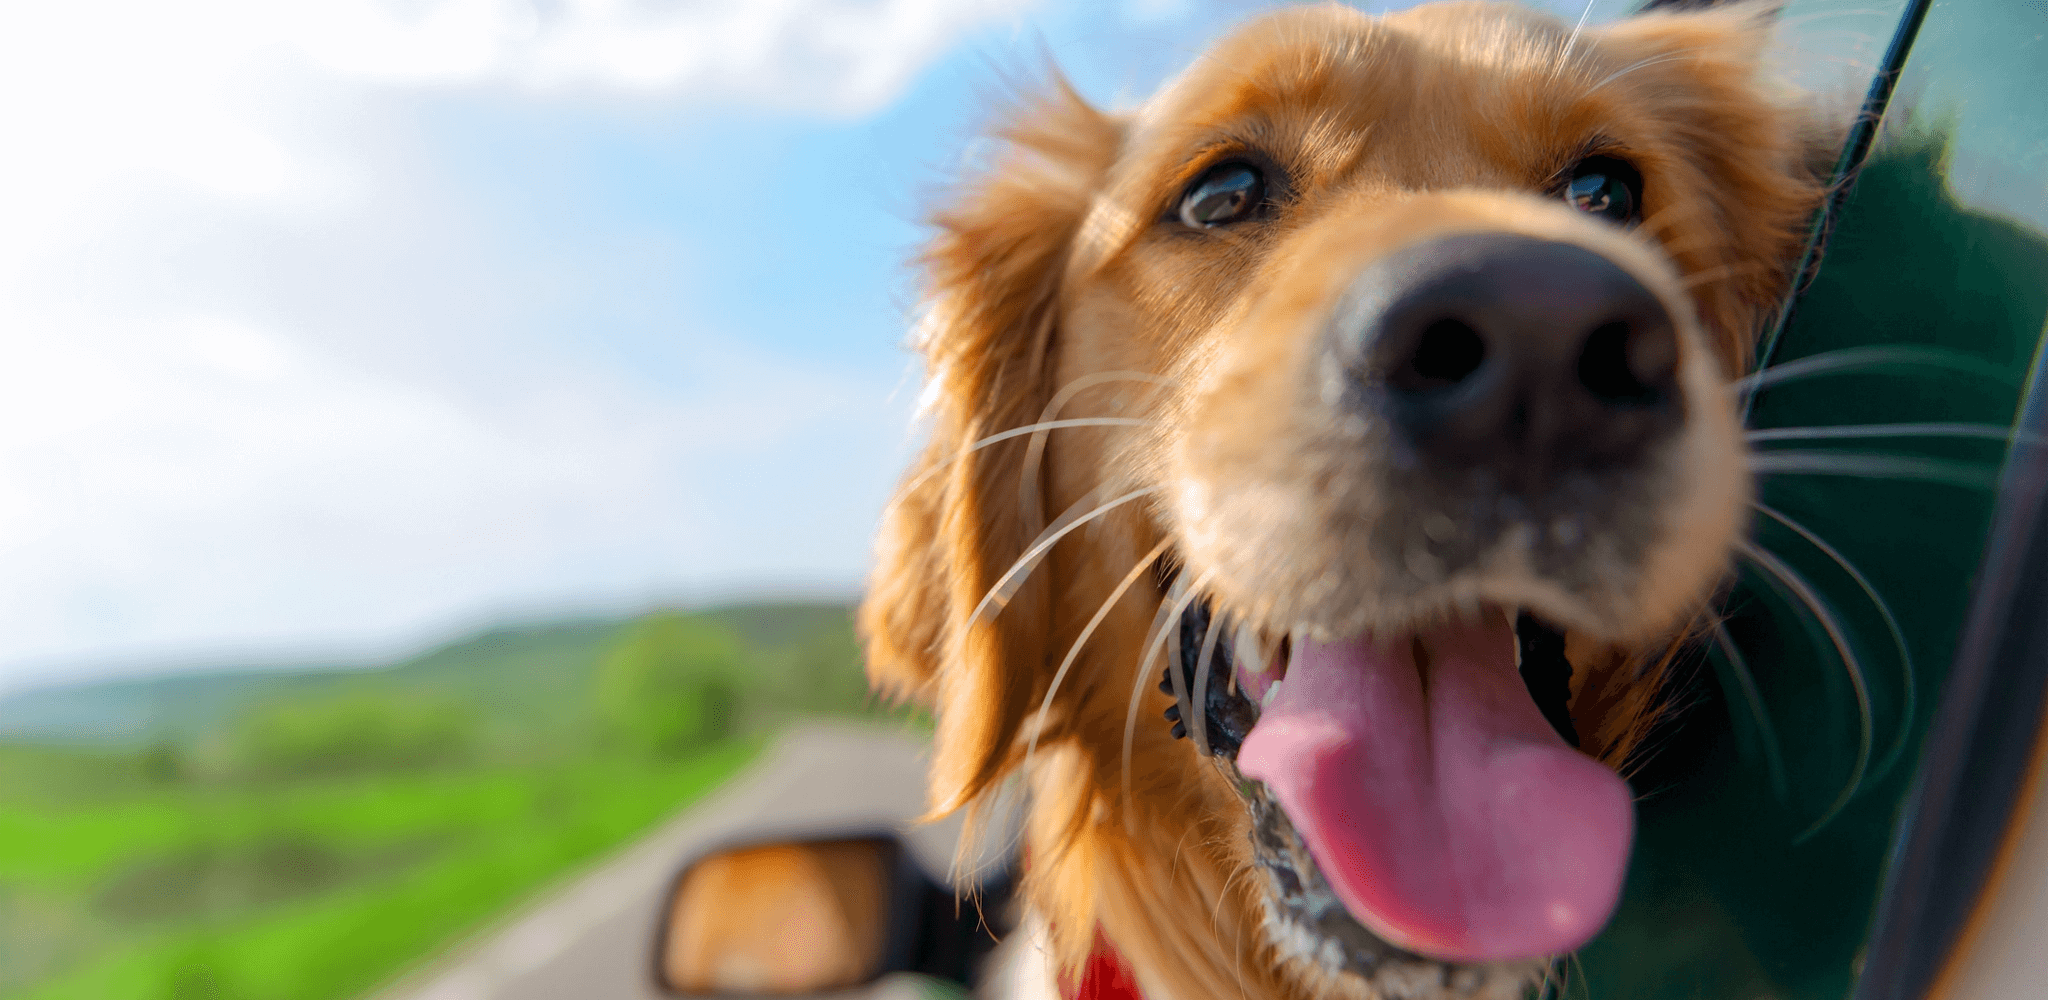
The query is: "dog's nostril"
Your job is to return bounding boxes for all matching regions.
[1576,320,1662,404]
[1399,318,1487,390]
[1576,311,1679,408]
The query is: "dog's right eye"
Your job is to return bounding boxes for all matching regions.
[1562,156,1642,225]
[1179,162,1267,228]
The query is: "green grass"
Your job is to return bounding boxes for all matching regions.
[0,742,757,1000]
[0,601,882,999]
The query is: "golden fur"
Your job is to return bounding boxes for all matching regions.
[861,3,1827,997]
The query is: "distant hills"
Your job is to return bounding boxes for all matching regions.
[0,599,862,746]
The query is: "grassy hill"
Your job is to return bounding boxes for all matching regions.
[0,622,625,747]
[0,599,866,746]
[0,599,890,1000]
[0,664,355,746]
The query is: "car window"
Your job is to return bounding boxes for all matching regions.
[1573,3,2048,998]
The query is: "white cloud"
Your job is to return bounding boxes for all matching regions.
[297,0,1027,116]
[0,0,1004,683]
[0,0,1027,226]
[0,294,906,680]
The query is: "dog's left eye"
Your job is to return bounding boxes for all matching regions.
[1179,162,1267,228]
[1563,156,1642,225]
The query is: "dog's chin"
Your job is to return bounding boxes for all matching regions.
[1168,589,1638,998]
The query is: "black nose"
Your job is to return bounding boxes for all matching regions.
[1331,232,1684,491]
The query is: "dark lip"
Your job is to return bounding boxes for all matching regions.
[1160,598,1578,986]
[1156,598,1261,758]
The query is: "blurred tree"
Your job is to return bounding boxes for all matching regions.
[787,621,871,715]
[595,615,745,756]
[139,738,185,784]
[228,690,480,779]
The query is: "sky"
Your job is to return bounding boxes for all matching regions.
[1,0,1831,691]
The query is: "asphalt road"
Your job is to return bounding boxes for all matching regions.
[370,722,1008,1000]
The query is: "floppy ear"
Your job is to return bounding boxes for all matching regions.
[859,79,1122,816]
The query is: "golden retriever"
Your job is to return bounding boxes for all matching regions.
[860,2,1827,997]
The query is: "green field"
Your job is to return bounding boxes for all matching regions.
[0,601,889,1000]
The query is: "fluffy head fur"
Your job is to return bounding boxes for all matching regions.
[861,3,1827,997]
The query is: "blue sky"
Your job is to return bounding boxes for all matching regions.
[0,0,1737,689]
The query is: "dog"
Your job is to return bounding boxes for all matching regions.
[860,2,1828,997]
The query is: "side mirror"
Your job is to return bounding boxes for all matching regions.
[653,833,1012,995]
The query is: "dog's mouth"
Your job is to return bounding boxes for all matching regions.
[1167,598,1634,973]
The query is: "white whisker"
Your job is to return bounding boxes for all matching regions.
[1189,604,1226,758]
[968,486,1160,627]
[1747,421,2014,445]
[1121,590,1182,834]
[1124,572,1212,834]
[1586,49,1699,95]
[1020,371,1173,525]
[1024,538,1174,775]
[1749,451,2000,491]
[1733,344,2016,397]
[1710,620,1789,801]
[1754,501,1917,783]
[1554,0,1597,76]
[1736,539,1873,842]
[887,417,1158,516]
[1164,592,1192,749]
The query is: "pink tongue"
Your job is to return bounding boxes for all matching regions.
[1237,615,1633,962]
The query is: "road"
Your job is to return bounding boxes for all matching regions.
[370,722,1009,1000]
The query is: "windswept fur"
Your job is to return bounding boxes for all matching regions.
[861,3,1827,998]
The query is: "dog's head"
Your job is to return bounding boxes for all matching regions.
[862,2,1826,997]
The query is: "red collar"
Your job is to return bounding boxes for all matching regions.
[1025,845,1144,1000]
[1058,932,1144,1000]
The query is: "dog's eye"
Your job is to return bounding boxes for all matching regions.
[1179,162,1266,228]
[1563,156,1642,225]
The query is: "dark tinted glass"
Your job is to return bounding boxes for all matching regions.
[1575,2,2048,997]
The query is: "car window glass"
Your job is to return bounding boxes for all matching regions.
[1575,2,2048,998]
